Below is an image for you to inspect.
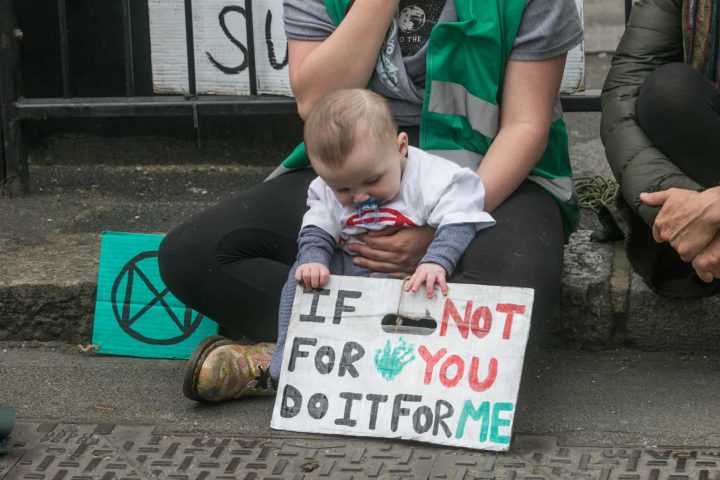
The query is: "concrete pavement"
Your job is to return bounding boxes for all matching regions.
[2,345,720,478]
[3,345,719,447]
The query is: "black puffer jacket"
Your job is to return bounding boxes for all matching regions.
[600,0,701,227]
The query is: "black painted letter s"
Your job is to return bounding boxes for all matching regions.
[206,6,248,74]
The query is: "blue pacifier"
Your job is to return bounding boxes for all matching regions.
[354,197,384,226]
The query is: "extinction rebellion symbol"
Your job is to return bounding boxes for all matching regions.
[111,251,204,345]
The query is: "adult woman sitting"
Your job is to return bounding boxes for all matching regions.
[601,0,720,296]
[159,0,583,402]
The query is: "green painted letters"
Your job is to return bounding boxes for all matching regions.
[454,400,514,445]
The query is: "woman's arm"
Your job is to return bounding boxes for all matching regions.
[288,0,399,119]
[476,54,567,212]
[600,0,688,225]
[348,55,567,273]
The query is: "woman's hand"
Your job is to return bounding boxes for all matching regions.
[346,226,435,276]
[640,187,720,262]
[692,232,720,282]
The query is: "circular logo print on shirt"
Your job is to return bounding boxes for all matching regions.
[397,1,444,57]
[399,5,426,34]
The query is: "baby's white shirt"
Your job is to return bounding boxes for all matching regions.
[301,146,495,247]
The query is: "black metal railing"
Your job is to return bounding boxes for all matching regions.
[0,0,633,193]
[1,0,300,192]
[122,0,136,97]
[625,0,633,22]
[0,0,25,191]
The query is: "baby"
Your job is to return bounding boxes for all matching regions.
[269,88,496,380]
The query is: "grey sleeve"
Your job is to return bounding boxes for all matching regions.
[284,0,583,59]
[420,223,477,276]
[296,225,336,267]
[511,0,584,61]
[283,0,335,40]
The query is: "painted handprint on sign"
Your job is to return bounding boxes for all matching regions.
[374,337,416,381]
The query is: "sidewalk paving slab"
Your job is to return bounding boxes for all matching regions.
[2,346,720,479]
[627,275,720,350]
[2,346,719,447]
[2,165,719,350]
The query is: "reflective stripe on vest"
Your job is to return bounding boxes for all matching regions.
[528,175,575,202]
[428,81,500,139]
[552,98,563,123]
[427,149,484,170]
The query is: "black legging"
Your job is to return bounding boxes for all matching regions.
[637,62,720,188]
[158,138,565,342]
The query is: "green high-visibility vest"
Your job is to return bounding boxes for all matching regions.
[272,0,578,240]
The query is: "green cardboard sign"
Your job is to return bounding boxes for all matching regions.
[92,232,218,359]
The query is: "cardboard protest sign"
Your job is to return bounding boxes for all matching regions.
[92,232,218,359]
[271,276,534,451]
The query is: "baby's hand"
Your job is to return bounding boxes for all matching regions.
[404,262,448,299]
[295,263,330,289]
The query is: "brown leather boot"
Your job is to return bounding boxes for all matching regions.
[183,336,276,402]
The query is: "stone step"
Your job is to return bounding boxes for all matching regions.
[2,165,718,350]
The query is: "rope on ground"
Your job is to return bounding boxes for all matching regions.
[77,344,100,354]
[575,175,619,213]
[575,175,627,242]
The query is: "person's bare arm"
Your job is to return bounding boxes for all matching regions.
[348,57,566,272]
[288,0,399,119]
[476,54,567,212]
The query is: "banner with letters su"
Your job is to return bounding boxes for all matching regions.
[148,0,584,97]
[148,0,290,96]
[271,276,534,451]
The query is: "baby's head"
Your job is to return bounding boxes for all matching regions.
[304,89,409,207]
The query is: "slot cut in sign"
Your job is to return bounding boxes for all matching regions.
[271,276,534,451]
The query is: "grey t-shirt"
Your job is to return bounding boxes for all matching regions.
[283,0,583,125]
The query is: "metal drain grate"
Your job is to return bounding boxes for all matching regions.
[1,422,718,479]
